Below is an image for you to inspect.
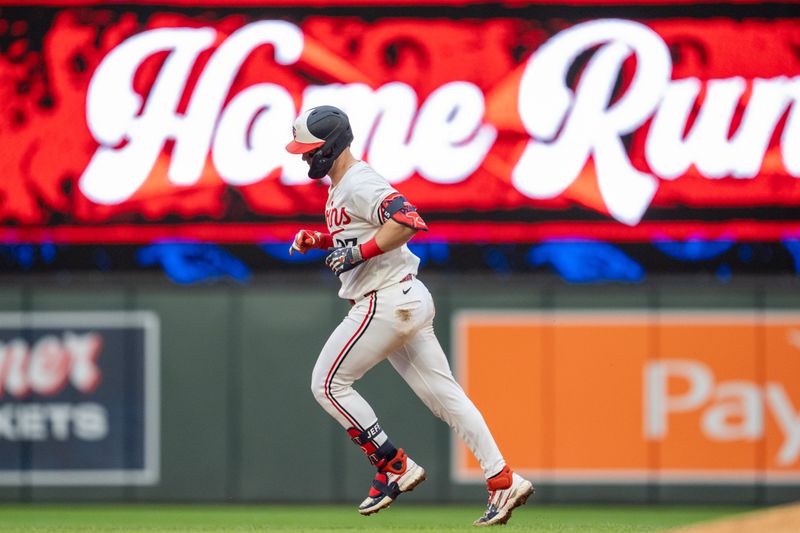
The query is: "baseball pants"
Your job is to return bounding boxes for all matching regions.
[310,275,505,478]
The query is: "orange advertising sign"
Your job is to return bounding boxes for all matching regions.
[453,311,800,484]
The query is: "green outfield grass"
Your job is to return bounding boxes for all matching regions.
[0,504,753,533]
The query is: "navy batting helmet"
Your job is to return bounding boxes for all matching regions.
[286,105,354,179]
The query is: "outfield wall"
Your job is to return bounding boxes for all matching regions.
[0,274,799,505]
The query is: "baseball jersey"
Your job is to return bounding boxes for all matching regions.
[326,161,421,300]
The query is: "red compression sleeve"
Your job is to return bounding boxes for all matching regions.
[359,238,383,259]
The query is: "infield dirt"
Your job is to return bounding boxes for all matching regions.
[667,502,800,533]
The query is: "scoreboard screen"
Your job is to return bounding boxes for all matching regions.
[0,1,798,278]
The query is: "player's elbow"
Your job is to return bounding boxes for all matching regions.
[393,221,419,243]
[400,227,418,246]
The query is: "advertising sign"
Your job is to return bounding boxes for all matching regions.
[1,8,798,244]
[453,311,800,484]
[0,312,160,485]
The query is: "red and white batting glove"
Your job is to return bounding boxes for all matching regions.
[289,229,333,255]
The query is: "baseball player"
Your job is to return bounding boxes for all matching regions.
[286,105,533,526]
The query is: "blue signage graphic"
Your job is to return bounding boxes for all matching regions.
[0,312,159,486]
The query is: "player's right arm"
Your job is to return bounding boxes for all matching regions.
[289,229,333,255]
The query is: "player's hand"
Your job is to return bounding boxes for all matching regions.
[325,246,365,276]
[289,230,329,255]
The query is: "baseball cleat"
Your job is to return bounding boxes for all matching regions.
[473,467,534,526]
[358,449,426,516]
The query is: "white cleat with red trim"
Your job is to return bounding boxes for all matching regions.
[473,466,534,526]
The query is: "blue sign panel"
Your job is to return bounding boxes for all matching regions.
[0,312,159,485]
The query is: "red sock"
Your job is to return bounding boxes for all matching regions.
[487,465,512,490]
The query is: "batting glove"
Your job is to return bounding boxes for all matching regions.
[325,246,365,276]
[289,230,332,255]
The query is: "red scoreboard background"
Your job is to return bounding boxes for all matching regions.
[0,2,798,245]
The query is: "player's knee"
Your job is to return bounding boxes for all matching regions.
[311,381,354,410]
[310,360,354,404]
[310,376,326,405]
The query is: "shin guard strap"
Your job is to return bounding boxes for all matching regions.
[349,422,383,446]
[347,422,396,466]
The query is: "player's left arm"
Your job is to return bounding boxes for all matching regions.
[371,218,419,252]
[325,193,428,275]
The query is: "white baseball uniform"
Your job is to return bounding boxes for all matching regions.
[309,161,506,478]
